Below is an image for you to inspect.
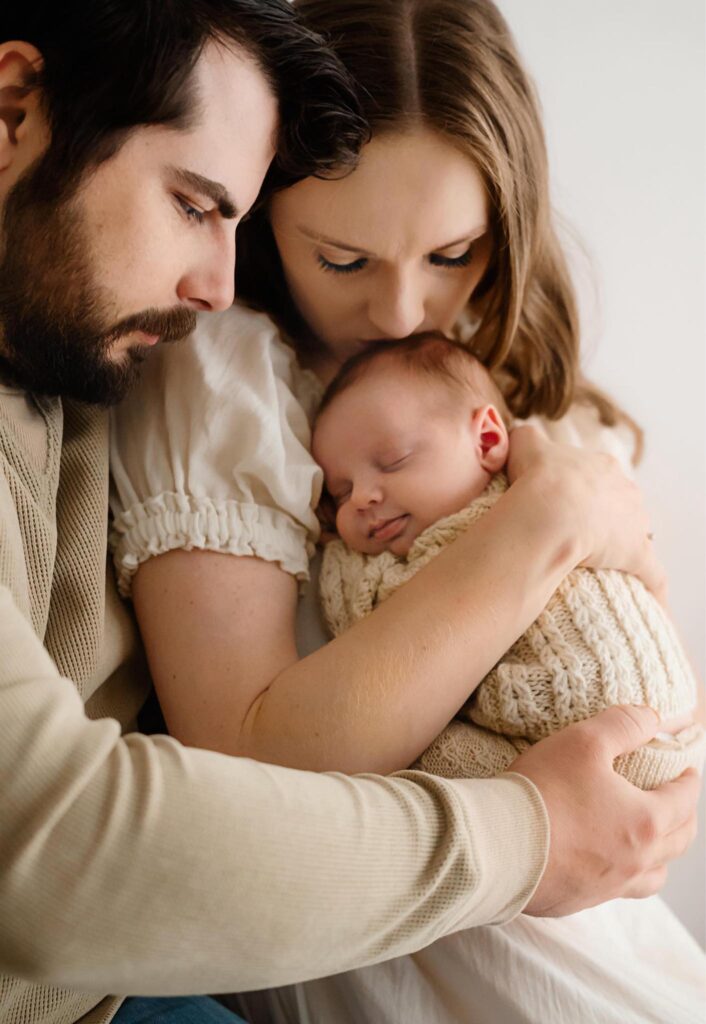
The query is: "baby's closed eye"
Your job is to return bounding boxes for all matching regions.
[379,453,412,472]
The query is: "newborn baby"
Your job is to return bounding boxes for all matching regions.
[312,332,705,785]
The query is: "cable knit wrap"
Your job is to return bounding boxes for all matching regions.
[320,474,705,789]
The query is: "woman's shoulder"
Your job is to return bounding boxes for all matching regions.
[112,303,318,420]
[109,303,323,596]
[183,303,298,383]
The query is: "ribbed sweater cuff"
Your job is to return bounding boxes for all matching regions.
[452,772,550,928]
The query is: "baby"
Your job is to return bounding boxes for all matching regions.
[312,332,705,786]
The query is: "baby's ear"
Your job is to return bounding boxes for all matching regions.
[472,405,509,473]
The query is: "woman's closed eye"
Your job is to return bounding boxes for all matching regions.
[318,254,367,275]
[428,244,474,269]
[317,245,475,275]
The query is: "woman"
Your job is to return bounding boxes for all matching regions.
[110,0,704,1019]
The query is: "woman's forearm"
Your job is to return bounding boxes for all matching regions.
[136,428,663,774]
[135,473,578,773]
[239,474,581,773]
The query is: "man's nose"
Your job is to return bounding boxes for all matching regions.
[176,233,236,312]
[367,269,426,339]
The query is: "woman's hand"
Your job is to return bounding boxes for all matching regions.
[507,426,667,602]
[512,705,700,917]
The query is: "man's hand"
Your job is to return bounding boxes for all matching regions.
[510,705,700,917]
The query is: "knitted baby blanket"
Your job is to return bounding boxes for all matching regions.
[320,475,705,788]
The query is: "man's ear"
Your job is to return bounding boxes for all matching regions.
[471,404,509,473]
[0,42,44,174]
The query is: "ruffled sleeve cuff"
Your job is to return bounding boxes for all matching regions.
[111,491,314,599]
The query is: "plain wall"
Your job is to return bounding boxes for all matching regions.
[494,0,705,945]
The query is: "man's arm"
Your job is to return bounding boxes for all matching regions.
[2,578,699,995]
[0,584,548,995]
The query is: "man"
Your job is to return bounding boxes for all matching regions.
[0,3,699,1024]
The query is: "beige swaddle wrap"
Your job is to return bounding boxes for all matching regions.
[320,474,705,787]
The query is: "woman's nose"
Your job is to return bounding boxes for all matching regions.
[367,270,426,339]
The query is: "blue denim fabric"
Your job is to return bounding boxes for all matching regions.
[112,995,247,1023]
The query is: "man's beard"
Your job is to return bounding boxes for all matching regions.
[0,158,197,406]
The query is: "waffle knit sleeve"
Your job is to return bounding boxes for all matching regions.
[0,582,549,994]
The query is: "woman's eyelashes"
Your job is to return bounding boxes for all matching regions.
[429,244,474,268]
[317,245,475,275]
[318,254,367,274]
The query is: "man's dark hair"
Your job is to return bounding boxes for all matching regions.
[1,0,368,201]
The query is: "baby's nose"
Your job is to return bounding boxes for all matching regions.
[352,480,383,509]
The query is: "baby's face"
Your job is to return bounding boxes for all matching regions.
[312,368,493,556]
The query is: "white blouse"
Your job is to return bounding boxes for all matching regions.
[109,305,324,598]
[110,302,636,601]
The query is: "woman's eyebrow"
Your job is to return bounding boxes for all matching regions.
[297,223,489,255]
[436,225,489,249]
[168,165,239,220]
[297,226,373,255]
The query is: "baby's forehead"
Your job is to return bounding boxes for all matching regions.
[336,359,460,409]
[314,378,420,460]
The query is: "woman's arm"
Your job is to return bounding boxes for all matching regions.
[133,431,662,774]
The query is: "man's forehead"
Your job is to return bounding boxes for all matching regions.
[142,41,275,219]
[193,39,275,129]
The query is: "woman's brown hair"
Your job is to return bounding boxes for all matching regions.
[236,0,641,454]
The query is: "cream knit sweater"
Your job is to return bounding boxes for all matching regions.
[0,385,549,1024]
[321,475,705,787]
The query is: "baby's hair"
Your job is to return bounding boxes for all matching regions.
[316,332,511,424]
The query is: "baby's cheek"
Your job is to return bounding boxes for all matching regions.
[335,509,354,547]
[337,509,371,554]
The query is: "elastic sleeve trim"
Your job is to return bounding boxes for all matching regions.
[110,491,313,598]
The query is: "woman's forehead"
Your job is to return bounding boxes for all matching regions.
[271,126,489,257]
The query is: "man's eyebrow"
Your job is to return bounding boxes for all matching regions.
[297,224,489,256]
[169,165,239,220]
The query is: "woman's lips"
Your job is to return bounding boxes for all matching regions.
[369,514,409,543]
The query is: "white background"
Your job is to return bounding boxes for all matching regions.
[495,0,705,944]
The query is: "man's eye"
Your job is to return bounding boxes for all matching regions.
[318,255,367,275]
[176,195,206,224]
[428,244,474,269]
